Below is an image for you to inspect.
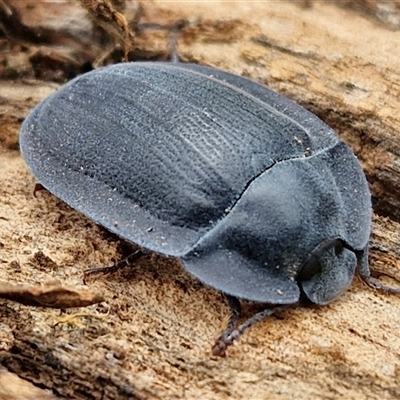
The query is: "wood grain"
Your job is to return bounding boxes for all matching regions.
[1,1,400,399]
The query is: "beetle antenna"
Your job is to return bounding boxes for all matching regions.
[212,302,287,357]
[83,249,147,284]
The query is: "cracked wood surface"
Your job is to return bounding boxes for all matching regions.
[1,1,400,399]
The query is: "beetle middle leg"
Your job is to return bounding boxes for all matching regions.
[83,249,148,283]
[212,296,287,357]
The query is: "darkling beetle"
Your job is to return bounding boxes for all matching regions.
[19,62,400,355]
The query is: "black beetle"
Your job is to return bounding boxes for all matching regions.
[19,62,398,355]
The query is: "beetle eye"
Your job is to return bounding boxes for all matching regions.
[333,240,343,256]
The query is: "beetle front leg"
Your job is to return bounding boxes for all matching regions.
[212,294,241,357]
[212,300,287,357]
[357,246,400,294]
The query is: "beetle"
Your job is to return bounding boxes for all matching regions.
[19,62,399,356]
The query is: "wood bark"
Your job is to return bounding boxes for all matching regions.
[1,1,400,399]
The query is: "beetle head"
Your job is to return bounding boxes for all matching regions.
[298,239,356,304]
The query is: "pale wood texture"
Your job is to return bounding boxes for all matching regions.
[1,1,400,399]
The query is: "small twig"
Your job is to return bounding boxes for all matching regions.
[0,279,104,308]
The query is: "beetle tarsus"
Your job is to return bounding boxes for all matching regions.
[212,301,287,356]
[83,249,146,284]
[212,339,228,357]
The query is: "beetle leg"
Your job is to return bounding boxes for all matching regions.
[212,303,287,357]
[357,247,400,294]
[33,182,46,197]
[215,295,241,344]
[83,249,147,284]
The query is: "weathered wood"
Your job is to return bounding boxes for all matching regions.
[0,367,56,400]
[1,1,400,399]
